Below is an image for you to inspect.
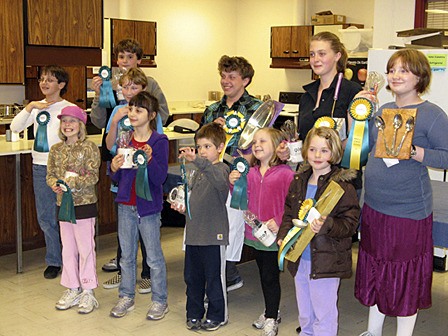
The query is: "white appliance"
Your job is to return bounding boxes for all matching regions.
[368,48,448,181]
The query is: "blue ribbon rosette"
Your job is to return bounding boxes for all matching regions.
[230,157,250,210]
[57,179,77,224]
[133,150,152,201]
[34,111,51,152]
[99,66,117,109]
[341,97,373,169]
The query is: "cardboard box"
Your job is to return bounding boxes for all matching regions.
[312,14,346,25]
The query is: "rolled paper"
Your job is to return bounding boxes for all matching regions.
[34,111,50,152]
[341,97,373,169]
[133,150,152,201]
[99,66,117,108]
[57,179,76,224]
[230,157,250,210]
[314,116,337,129]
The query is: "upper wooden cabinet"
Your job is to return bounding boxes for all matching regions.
[27,0,102,48]
[111,19,157,67]
[271,26,312,58]
[0,0,24,84]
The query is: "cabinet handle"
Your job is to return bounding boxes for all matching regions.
[292,50,298,54]
[283,50,290,54]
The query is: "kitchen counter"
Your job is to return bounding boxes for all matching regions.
[168,101,207,115]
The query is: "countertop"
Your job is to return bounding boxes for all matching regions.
[0,129,194,156]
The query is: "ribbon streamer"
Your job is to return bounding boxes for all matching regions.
[230,157,250,210]
[133,150,152,201]
[99,66,117,108]
[34,111,50,152]
[57,179,77,224]
[180,158,191,219]
[341,98,373,169]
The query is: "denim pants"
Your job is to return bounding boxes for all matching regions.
[117,204,167,303]
[33,164,62,267]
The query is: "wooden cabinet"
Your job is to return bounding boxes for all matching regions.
[111,18,157,67]
[0,0,24,84]
[27,0,102,48]
[271,26,312,59]
[25,66,87,110]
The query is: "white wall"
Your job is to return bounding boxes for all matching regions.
[0,0,417,104]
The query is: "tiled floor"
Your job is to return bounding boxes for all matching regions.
[1,227,448,336]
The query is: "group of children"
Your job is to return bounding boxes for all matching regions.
[11,34,447,336]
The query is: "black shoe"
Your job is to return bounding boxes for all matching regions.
[296,326,301,334]
[44,266,61,279]
[201,319,226,331]
[186,318,202,330]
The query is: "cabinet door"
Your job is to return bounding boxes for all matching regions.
[271,27,293,58]
[0,0,24,83]
[135,21,156,56]
[27,0,102,48]
[290,26,313,58]
[111,19,135,62]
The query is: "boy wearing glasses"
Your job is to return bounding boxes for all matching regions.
[11,65,75,279]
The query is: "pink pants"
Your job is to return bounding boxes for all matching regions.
[60,218,98,290]
[295,258,340,336]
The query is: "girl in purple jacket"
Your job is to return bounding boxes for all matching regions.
[109,91,169,320]
[229,127,294,336]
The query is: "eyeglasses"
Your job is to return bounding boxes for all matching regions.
[38,78,58,84]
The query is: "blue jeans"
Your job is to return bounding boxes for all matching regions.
[117,204,167,303]
[33,164,62,267]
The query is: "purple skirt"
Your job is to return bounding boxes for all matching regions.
[354,204,433,316]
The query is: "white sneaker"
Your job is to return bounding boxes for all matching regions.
[359,332,375,336]
[78,291,99,314]
[253,311,281,329]
[110,297,135,318]
[262,318,279,336]
[55,289,81,310]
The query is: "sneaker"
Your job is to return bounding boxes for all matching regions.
[359,332,374,336]
[253,311,282,329]
[102,257,119,272]
[103,273,121,289]
[226,277,244,292]
[262,318,279,336]
[110,297,135,318]
[138,278,152,294]
[146,301,169,320]
[201,319,226,331]
[186,318,202,330]
[78,291,99,314]
[44,266,61,279]
[55,289,81,310]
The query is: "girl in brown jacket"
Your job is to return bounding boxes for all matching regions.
[277,127,360,336]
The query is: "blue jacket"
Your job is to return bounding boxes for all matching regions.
[111,131,168,217]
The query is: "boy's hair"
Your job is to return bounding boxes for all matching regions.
[58,120,87,142]
[114,38,143,60]
[311,32,348,73]
[218,55,255,86]
[302,127,343,165]
[129,91,159,131]
[195,122,226,149]
[119,68,148,88]
[252,127,287,167]
[386,49,431,94]
[40,65,69,96]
